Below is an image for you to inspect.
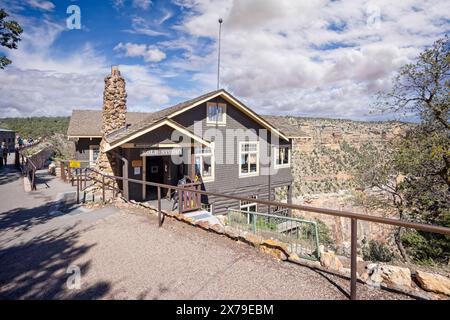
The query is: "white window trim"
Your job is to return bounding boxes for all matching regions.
[238,141,259,178]
[194,143,215,182]
[89,145,100,167]
[274,145,291,169]
[206,102,227,126]
[240,196,258,224]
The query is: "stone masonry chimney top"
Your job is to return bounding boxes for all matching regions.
[111,65,120,76]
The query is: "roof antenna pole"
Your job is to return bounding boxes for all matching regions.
[217,18,223,90]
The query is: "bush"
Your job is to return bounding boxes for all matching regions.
[401,230,450,265]
[362,239,394,262]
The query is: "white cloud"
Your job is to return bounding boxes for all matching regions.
[114,42,166,62]
[26,0,55,11]
[170,0,450,119]
[133,0,152,10]
[0,18,174,117]
[124,16,169,37]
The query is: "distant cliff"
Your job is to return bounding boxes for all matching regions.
[265,116,412,197]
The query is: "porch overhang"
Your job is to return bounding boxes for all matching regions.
[104,118,211,152]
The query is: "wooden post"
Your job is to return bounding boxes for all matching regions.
[158,186,162,227]
[350,218,358,300]
[178,188,182,214]
[76,169,80,204]
[61,162,66,182]
[288,183,293,216]
[102,175,105,204]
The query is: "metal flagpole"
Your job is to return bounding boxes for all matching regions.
[217,18,223,90]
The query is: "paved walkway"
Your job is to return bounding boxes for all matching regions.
[0,160,411,300]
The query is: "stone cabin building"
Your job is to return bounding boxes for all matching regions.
[67,67,295,215]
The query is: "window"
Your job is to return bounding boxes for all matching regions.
[274,146,290,168]
[201,203,212,213]
[89,145,100,167]
[240,196,258,224]
[239,142,259,177]
[194,145,214,181]
[206,102,226,125]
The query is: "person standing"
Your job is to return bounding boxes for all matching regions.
[1,141,7,165]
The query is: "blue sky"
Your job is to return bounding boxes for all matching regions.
[0,0,449,120]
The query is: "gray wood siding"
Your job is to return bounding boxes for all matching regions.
[172,97,293,192]
[75,138,101,161]
[172,97,293,215]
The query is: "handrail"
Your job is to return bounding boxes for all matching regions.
[76,167,450,300]
[81,168,450,236]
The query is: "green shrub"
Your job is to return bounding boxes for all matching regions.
[362,239,394,262]
[401,230,450,265]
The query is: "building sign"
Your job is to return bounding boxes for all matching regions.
[131,160,142,167]
[141,148,182,157]
[69,160,81,168]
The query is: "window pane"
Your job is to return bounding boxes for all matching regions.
[195,156,201,176]
[249,154,257,173]
[93,148,99,161]
[203,156,212,176]
[282,147,289,164]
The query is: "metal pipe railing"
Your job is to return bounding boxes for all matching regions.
[74,167,450,300]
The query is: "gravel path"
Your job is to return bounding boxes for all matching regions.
[0,162,411,300]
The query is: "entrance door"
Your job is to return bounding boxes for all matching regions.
[145,156,164,200]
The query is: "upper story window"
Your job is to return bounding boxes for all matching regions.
[194,145,214,182]
[206,102,226,125]
[239,141,259,177]
[274,145,290,168]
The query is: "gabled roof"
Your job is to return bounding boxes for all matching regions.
[104,118,211,152]
[67,89,295,145]
[67,110,149,138]
[105,89,290,146]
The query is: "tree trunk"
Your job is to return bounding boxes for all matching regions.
[394,226,409,262]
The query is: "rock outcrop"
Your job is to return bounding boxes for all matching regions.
[415,270,450,296]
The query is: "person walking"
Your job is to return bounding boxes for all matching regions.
[17,136,23,149]
[1,141,8,165]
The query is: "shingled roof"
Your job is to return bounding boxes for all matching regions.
[67,110,150,137]
[67,90,305,142]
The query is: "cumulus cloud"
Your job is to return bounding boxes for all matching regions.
[114,42,166,62]
[171,0,450,119]
[0,18,174,117]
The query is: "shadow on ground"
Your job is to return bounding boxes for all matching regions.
[0,191,112,299]
[0,164,21,186]
[0,222,110,299]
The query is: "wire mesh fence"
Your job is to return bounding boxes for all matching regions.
[227,209,320,260]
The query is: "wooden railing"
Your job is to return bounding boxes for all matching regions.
[73,168,450,300]
[178,182,202,213]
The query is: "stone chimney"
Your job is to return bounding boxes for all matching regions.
[102,65,127,135]
[97,66,127,174]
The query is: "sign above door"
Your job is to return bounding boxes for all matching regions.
[140,148,182,157]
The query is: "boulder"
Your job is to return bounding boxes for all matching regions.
[368,264,412,289]
[259,239,289,261]
[415,270,450,296]
[320,251,343,270]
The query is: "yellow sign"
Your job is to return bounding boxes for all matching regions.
[132,160,143,167]
[69,160,81,168]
